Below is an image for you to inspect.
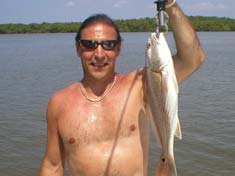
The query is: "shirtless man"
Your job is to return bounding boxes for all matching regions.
[40,1,205,175]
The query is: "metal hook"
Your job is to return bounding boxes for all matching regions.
[154,0,168,33]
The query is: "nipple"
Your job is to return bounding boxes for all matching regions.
[130,124,136,131]
[68,137,76,144]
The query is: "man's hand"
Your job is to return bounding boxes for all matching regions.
[166,0,176,8]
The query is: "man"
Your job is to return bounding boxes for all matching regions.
[40,1,204,175]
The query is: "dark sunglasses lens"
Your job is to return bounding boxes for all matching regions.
[80,40,118,50]
[80,40,97,49]
[102,41,117,50]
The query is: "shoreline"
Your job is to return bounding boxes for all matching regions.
[0,16,235,34]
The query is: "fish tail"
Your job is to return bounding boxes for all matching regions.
[155,154,177,176]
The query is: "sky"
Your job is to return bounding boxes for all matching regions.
[0,0,235,24]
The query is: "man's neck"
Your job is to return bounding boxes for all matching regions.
[80,74,117,99]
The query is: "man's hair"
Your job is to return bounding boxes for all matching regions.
[75,14,122,44]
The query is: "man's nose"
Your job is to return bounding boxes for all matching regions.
[94,45,105,58]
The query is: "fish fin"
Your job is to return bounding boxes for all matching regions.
[175,116,182,140]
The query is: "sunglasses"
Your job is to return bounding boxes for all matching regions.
[79,40,118,50]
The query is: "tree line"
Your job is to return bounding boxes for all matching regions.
[0,16,234,34]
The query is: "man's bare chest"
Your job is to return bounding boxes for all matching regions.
[59,103,141,145]
[58,75,148,148]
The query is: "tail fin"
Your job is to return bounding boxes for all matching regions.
[155,154,177,176]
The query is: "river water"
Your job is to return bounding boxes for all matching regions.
[0,32,234,175]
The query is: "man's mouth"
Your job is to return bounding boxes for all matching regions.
[91,63,108,67]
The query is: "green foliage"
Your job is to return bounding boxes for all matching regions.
[189,16,235,31]
[0,16,234,34]
[0,22,81,34]
[116,18,156,32]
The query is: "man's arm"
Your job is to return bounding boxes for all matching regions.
[40,96,64,176]
[166,1,205,83]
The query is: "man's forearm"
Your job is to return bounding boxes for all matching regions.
[166,2,205,83]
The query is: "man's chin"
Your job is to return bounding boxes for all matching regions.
[89,72,109,81]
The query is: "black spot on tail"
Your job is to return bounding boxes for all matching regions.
[160,155,167,164]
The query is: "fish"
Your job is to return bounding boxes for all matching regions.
[145,32,182,176]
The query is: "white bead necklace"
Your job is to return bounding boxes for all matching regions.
[79,75,117,102]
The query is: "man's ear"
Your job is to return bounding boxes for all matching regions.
[116,42,122,53]
[116,42,122,57]
[76,44,81,57]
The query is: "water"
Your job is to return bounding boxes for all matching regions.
[0,32,234,175]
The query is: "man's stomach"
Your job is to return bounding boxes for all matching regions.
[67,137,147,176]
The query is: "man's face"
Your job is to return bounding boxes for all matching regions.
[77,22,121,81]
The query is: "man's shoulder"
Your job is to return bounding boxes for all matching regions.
[122,67,146,85]
[117,67,146,93]
[46,82,81,122]
[124,67,146,80]
[52,82,78,97]
[47,82,79,109]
